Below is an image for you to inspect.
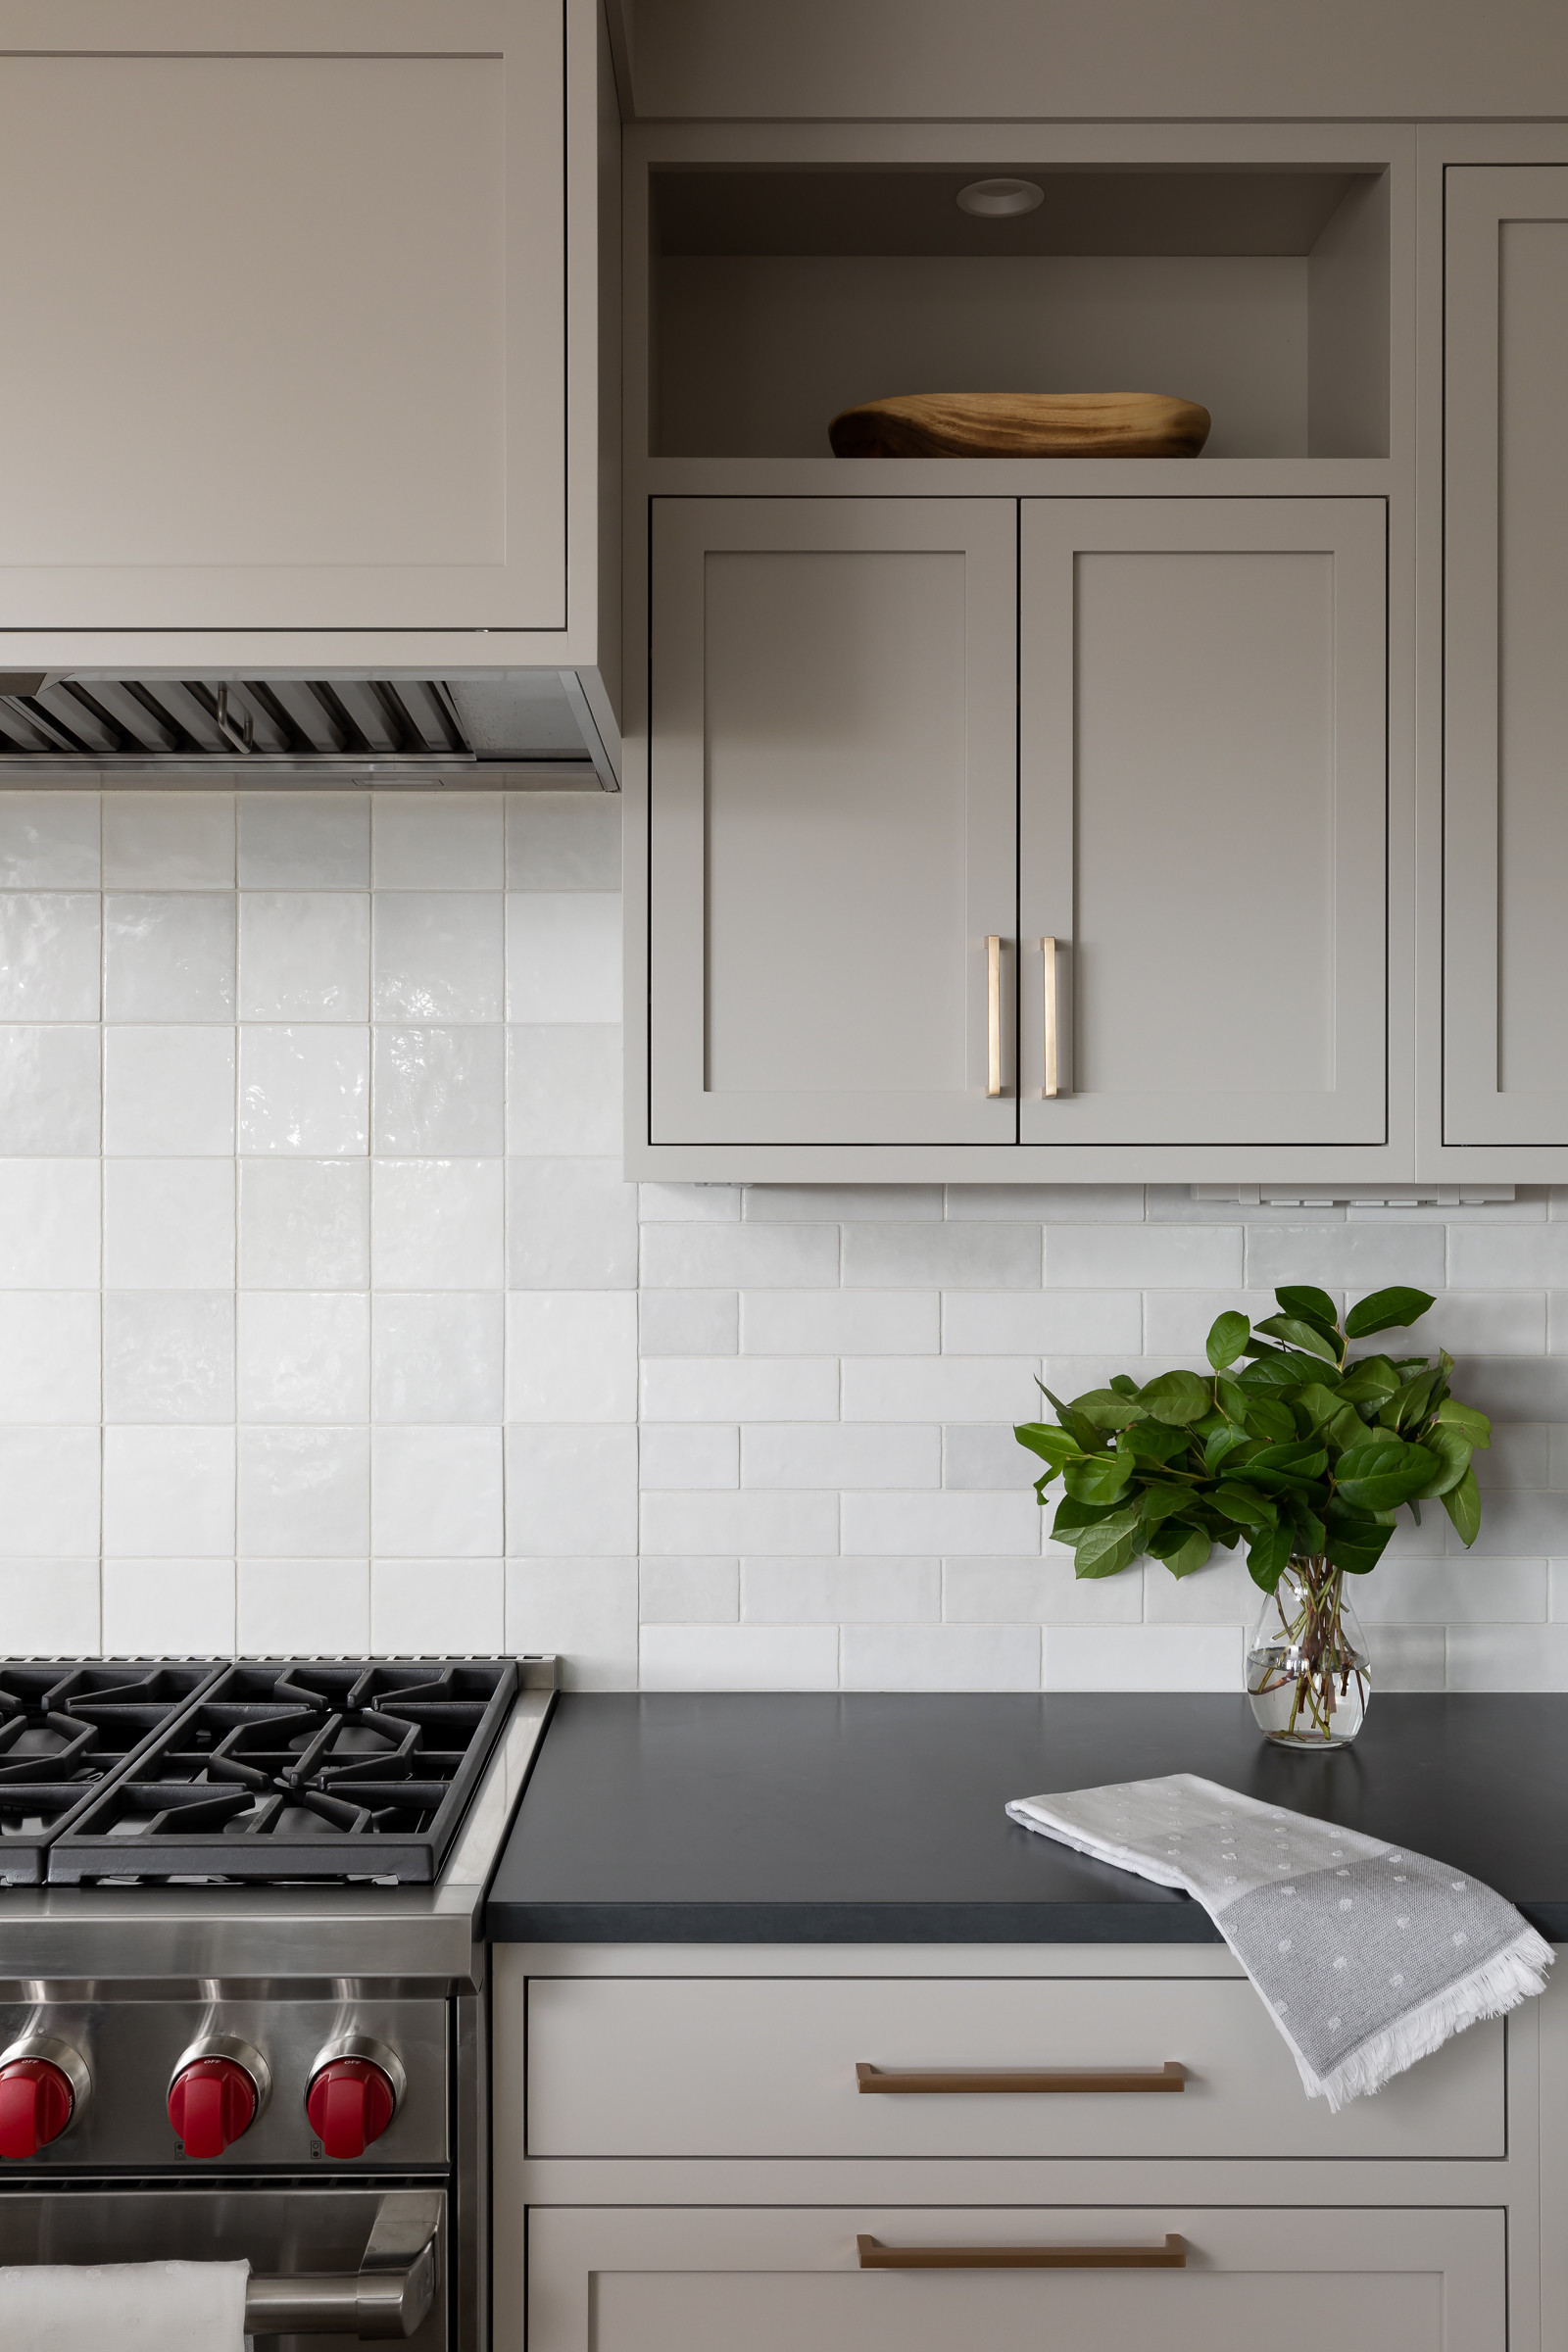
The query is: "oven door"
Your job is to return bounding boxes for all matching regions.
[0,2185,444,2347]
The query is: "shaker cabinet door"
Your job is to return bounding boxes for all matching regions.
[1445,168,1568,1144]
[1018,498,1388,1148]
[648,498,1017,1146]
[0,0,562,631]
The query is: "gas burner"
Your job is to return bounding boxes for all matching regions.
[0,1663,222,1886]
[45,1659,518,1886]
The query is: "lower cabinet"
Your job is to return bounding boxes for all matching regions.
[527,2204,1505,2352]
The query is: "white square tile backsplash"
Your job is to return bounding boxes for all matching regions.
[3,786,1568,1689]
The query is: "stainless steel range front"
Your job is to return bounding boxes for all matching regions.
[0,1654,557,2348]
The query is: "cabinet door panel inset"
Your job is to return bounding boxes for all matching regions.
[1446,170,1568,1142]
[650,499,1016,1145]
[1019,498,1386,1147]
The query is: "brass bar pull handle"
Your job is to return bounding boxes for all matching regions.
[856,2061,1186,2095]
[1042,935,1058,1098]
[857,2233,1186,2272]
[986,935,1003,1097]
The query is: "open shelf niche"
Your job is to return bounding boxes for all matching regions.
[649,164,1391,462]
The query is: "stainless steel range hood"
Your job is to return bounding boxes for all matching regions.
[0,669,618,791]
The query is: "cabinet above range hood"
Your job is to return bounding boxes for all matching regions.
[0,669,618,792]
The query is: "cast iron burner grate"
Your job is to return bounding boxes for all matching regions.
[0,1662,224,1885]
[45,1658,519,1886]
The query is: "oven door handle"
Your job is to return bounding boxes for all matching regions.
[242,2190,440,2340]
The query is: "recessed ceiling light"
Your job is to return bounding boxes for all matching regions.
[956,177,1045,219]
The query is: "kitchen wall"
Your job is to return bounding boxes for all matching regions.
[1,785,1564,1688]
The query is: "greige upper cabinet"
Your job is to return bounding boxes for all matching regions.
[1019,498,1388,1148]
[648,498,1017,1146]
[1444,167,1568,1148]
[0,0,569,638]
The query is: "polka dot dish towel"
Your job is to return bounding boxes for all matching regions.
[1006,1773,1552,2111]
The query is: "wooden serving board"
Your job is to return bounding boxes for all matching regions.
[827,390,1210,459]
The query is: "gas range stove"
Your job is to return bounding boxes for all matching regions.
[0,1653,558,2350]
[1,1655,518,1886]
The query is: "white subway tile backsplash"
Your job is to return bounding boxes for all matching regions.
[236,1293,368,1422]
[843,1356,1039,1423]
[942,1290,1142,1354]
[102,794,233,890]
[239,893,370,1022]
[842,1490,1041,1556]
[0,1161,99,1287]
[0,794,99,890]
[741,1288,938,1355]
[1047,1225,1243,1289]
[840,1623,1040,1690]
[639,1623,839,1691]
[504,1558,638,1688]
[104,894,234,1022]
[640,1489,839,1556]
[371,793,504,891]
[505,893,622,1022]
[506,1291,638,1422]
[507,1025,619,1154]
[641,1423,739,1490]
[741,1423,938,1490]
[507,793,622,892]
[504,1424,639,1556]
[743,1556,940,1624]
[371,1558,505,1652]
[4,786,1565,1688]
[638,1290,738,1356]
[375,1025,505,1155]
[506,1156,637,1290]
[0,895,101,1019]
[0,1293,99,1421]
[372,1293,504,1422]
[103,1291,232,1423]
[0,1427,101,1554]
[105,1026,230,1156]
[103,1426,234,1556]
[236,1426,369,1557]
[641,1221,839,1289]
[237,1557,369,1652]
[1045,1624,1244,1692]
[240,1025,368,1156]
[373,893,504,1022]
[0,1025,100,1153]
[373,1157,505,1290]
[843,1223,1040,1289]
[640,1556,740,1623]
[102,1559,234,1654]
[640,1354,838,1423]
[105,1160,233,1289]
[238,1160,368,1290]
[237,794,368,890]
[369,1426,502,1557]
[0,1559,101,1652]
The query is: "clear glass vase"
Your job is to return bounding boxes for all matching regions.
[1246,1560,1371,1748]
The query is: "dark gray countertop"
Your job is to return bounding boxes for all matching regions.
[485,1691,1568,1944]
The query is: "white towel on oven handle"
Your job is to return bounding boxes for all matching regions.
[0,2258,250,2349]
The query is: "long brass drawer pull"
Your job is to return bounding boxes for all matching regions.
[857,2233,1186,2272]
[855,2061,1187,2094]
[986,934,1004,1097]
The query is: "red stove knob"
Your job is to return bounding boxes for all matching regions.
[0,2059,75,2159]
[307,2057,397,2159]
[168,2057,259,2159]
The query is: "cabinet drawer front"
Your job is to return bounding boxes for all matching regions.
[525,2205,1505,2352]
[525,1975,1503,2158]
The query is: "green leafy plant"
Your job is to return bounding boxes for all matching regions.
[1013,1285,1492,1741]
